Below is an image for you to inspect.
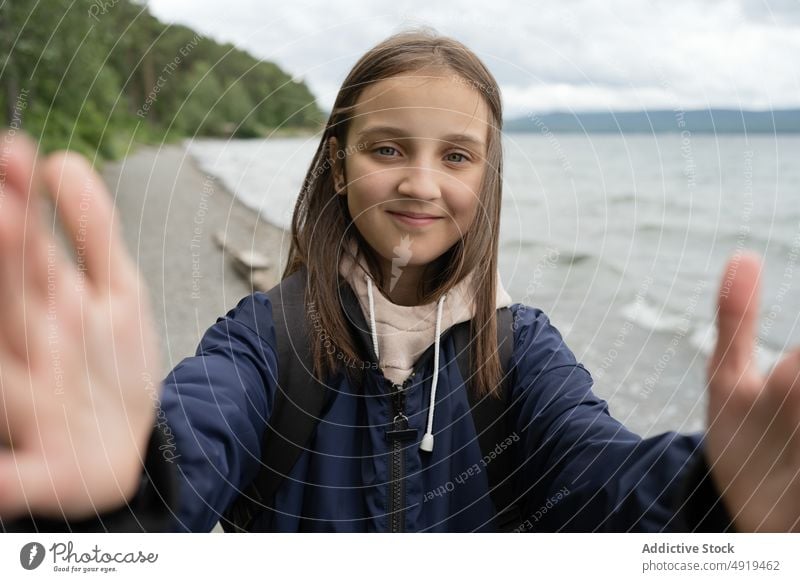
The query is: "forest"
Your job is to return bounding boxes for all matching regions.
[0,0,324,159]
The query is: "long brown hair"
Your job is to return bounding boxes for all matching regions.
[283,27,506,399]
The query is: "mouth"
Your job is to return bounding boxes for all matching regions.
[386,210,444,227]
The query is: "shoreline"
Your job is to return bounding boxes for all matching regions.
[103,143,290,369]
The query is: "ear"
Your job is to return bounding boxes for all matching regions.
[328,136,347,195]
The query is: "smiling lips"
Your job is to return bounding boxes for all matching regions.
[386,210,444,227]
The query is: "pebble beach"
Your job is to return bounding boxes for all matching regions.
[102,143,289,374]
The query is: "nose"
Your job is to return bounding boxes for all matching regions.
[396,163,442,201]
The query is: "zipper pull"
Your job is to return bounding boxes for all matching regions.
[386,412,417,441]
[386,380,417,441]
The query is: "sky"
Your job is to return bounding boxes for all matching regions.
[147,0,800,117]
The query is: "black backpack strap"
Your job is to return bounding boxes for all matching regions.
[221,267,329,532]
[453,307,521,531]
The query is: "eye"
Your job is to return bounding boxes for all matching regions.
[445,151,470,164]
[374,145,399,157]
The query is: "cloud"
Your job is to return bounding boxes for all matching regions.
[740,0,800,23]
[147,0,800,114]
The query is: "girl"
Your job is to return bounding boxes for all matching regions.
[1,30,799,533]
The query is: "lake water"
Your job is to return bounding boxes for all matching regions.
[187,133,800,436]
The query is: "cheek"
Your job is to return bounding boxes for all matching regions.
[347,192,384,229]
[443,168,483,225]
[345,184,393,253]
[346,165,391,217]
[447,191,480,234]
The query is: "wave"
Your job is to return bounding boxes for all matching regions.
[500,240,596,266]
[620,297,692,333]
[606,191,637,204]
[622,303,783,376]
[634,216,800,257]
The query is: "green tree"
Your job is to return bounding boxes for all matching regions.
[1,0,324,159]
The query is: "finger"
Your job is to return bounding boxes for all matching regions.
[764,347,800,426]
[710,250,763,386]
[1,137,87,338]
[0,131,50,297]
[0,130,37,198]
[41,152,135,297]
[0,193,39,363]
[0,451,61,522]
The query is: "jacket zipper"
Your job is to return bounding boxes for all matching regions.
[372,327,452,532]
[386,372,416,533]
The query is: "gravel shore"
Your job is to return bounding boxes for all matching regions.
[102,143,290,374]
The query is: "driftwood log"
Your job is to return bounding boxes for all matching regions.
[213,230,275,292]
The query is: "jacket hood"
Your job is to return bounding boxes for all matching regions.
[338,239,513,453]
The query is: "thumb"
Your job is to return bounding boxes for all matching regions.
[0,452,54,521]
[710,250,762,386]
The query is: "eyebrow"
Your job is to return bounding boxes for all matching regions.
[354,125,486,152]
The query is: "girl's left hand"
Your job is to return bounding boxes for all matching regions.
[706,251,800,531]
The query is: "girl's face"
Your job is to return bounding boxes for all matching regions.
[331,69,491,292]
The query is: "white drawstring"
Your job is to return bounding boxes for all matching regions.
[364,274,446,453]
[365,274,379,359]
[420,293,446,453]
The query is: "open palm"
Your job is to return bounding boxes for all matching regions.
[0,133,161,521]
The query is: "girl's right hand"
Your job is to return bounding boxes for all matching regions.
[0,132,163,521]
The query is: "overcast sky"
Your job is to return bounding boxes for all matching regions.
[147,0,800,117]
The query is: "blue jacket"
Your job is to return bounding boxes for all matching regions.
[152,283,731,533]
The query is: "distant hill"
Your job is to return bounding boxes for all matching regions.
[505,109,800,133]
